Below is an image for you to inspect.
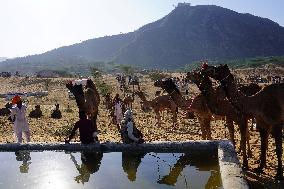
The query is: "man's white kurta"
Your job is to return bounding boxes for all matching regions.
[10,104,30,134]
[114,101,123,124]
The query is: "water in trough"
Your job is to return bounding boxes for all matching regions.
[0,151,223,189]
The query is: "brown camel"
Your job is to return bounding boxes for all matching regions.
[187,71,261,155]
[123,94,135,109]
[134,91,178,127]
[29,105,43,118]
[154,79,223,140]
[66,79,100,132]
[202,64,284,179]
[51,104,62,119]
[129,78,140,91]
[103,93,113,111]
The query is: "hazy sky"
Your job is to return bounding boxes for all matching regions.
[1,0,283,58]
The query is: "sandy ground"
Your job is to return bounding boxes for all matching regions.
[0,72,283,188]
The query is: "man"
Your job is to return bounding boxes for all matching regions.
[10,95,31,143]
[113,94,123,131]
[120,109,144,144]
[65,111,98,144]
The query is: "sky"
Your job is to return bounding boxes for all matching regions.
[0,0,284,58]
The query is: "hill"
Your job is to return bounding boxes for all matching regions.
[1,4,284,73]
[0,57,7,62]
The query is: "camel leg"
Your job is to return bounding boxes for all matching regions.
[272,124,283,180]
[172,110,177,127]
[240,118,248,169]
[246,125,252,158]
[250,118,255,131]
[155,111,162,127]
[226,119,235,146]
[256,126,269,172]
[202,118,211,140]
[198,117,207,140]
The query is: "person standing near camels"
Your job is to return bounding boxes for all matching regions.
[9,95,31,143]
[113,94,123,131]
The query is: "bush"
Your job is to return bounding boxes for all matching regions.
[94,79,113,96]
[148,72,170,81]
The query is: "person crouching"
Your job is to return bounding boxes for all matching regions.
[121,109,144,144]
[65,111,98,144]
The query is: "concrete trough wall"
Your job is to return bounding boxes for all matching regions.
[0,140,248,189]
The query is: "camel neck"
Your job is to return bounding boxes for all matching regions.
[198,84,223,115]
[221,74,255,114]
[137,93,148,102]
[167,90,189,110]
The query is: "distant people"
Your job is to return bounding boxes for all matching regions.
[113,94,123,131]
[51,104,62,119]
[9,95,31,143]
[120,109,144,144]
[65,111,98,144]
[128,75,132,85]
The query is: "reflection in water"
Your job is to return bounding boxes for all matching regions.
[157,153,222,189]
[122,151,146,182]
[15,150,31,173]
[69,151,103,184]
[0,151,223,188]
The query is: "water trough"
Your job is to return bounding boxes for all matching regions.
[0,140,248,189]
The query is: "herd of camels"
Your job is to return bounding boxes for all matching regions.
[66,64,283,180]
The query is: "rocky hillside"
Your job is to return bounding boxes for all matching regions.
[0,57,7,62]
[2,4,284,73]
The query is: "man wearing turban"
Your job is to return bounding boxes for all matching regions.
[10,95,31,143]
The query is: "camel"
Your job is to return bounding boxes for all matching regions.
[154,79,222,140]
[123,93,135,109]
[155,79,230,142]
[129,76,140,91]
[66,79,100,131]
[29,105,43,118]
[202,64,284,179]
[134,90,178,127]
[51,104,62,119]
[186,71,261,155]
[0,103,12,116]
[103,93,113,111]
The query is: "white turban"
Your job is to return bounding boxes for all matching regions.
[124,109,133,120]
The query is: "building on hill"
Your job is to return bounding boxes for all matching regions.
[178,2,191,7]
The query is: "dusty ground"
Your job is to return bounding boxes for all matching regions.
[0,70,283,188]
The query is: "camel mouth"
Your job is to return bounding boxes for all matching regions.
[154,80,163,87]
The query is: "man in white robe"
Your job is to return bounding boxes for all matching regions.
[10,96,31,143]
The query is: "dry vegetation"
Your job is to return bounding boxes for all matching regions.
[0,67,283,188]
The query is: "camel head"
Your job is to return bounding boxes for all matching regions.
[154,78,180,95]
[201,64,231,82]
[187,71,213,93]
[86,79,96,90]
[139,101,151,112]
[65,82,85,111]
[55,104,60,110]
